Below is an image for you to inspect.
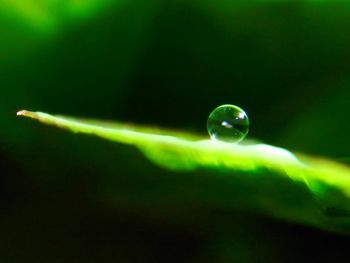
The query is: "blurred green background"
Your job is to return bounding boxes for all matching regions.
[2,0,350,262]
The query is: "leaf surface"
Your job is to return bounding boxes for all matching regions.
[18,110,350,233]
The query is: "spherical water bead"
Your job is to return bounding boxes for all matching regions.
[207,104,249,143]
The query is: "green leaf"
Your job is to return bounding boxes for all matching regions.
[18,110,350,234]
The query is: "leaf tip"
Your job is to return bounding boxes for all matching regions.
[16,110,27,116]
[17,110,35,118]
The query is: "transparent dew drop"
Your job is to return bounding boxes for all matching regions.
[207,104,249,143]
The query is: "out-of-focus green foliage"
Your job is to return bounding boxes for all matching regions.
[0,0,116,33]
[3,0,350,262]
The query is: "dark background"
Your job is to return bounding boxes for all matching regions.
[1,1,350,262]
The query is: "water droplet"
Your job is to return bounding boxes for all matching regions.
[207,104,249,143]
